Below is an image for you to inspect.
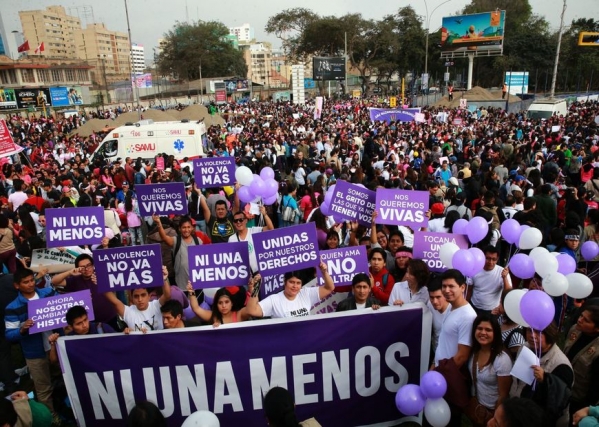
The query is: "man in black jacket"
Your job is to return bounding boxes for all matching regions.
[336,273,380,312]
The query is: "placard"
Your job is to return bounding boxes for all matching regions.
[317,246,369,286]
[29,248,76,274]
[46,207,105,248]
[135,182,188,216]
[93,244,164,292]
[252,223,320,276]
[188,241,250,288]
[375,189,429,227]
[412,232,469,272]
[192,157,236,188]
[258,273,285,299]
[29,290,94,334]
[329,181,376,226]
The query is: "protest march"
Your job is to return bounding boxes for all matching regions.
[1,95,599,427]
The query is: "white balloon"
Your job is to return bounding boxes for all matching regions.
[529,247,549,262]
[235,166,254,186]
[550,252,561,257]
[566,273,593,299]
[542,272,569,297]
[424,397,451,427]
[518,228,543,250]
[181,411,220,427]
[439,243,459,268]
[504,289,530,327]
[534,253,558,279]
[203,287,219,306]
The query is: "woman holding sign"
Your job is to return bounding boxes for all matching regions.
[186,282,250,326]
[245,261,334,319]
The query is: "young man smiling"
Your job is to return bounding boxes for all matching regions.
[336,273,380,312]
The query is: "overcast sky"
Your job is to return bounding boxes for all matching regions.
[3,0,598,58]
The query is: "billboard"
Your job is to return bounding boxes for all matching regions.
[49,86,84,106]
[15,88,52,109]
[313,57,345,81]
[224,79,249,92]
[440,11,505,57]
[132,73,153,88]
[579,32,599,46]
[504,72,529,95]
[0,89,17,110]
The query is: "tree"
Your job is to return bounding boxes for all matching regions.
[559,19,599,92]
[156,21,247,81]
[265,8,319,62]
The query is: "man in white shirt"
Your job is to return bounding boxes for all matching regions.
[228,206,274,274]
[427,280,451,353]
[469,245,511,315]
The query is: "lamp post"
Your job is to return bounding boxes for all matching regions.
[424,0,452,76]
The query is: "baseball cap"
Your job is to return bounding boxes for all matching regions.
[122,181,129,186]
[431,203,445,215]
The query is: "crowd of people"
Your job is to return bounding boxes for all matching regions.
[1,95,599,427]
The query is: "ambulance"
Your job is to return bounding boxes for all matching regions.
[91,119,206,162]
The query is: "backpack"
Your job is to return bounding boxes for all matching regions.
[173,234,200,261]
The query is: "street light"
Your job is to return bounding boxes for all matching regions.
[424,0,452,75]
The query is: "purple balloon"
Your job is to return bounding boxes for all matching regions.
[320,201,331,216]
[465,247,485,277]
[263,194,278,205]
[259,167,275,181]
[466,216,489,244]
[452,249,475,276]
[170,285,189,309]
[324,184,336,205]
[237,186,254,203]
[183,306,196,321]
[509,253,536,279]
[556,254,576,275]
[581,241,599,261]
[420,371,447,399]
[453,219,468,235]
[501,219,521,244]
[520,224,530,234]
[520,290,555,331]
[249,176,266,198]
[395,384,426,416]
[263,178,279,198]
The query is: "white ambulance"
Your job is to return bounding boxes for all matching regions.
[91,119,207,162]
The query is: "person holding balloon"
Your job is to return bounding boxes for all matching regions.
[468,245,512,316]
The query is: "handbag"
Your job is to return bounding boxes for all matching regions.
[282,196,296,222]
[463,356,494,427]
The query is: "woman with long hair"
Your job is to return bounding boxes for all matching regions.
[465,313,513,427]
[186,283,250,326]
[299,186,318,223]
[309,209,329,250]
[124,193,143,246]
[389,258,430,306]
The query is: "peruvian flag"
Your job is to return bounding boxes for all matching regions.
[17,40,30,53]
[34,42,45,54]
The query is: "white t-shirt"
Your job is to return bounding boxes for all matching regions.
[8,191,28,211]
[259,287,321,318]
[397,226,414,248]
[389,281,429,306]
[124,299,163,331]
[427,218,448,233]
[427,301,452,351]
[435,303,477,366]
[294,167,306,185]
[228,226,262,273]
[471,265,511,311]
[468,351,513,409]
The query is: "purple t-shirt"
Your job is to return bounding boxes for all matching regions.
[64,275,117,323]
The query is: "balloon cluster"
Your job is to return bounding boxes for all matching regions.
[395,372,450,427]
[235,166,279,205]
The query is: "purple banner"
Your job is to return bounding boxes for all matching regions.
[369,108,421,123]
[58,306,430,427]
[29,290,94,333]
[412,232,469,272]
[375,189,429,227]
[192,157,236,188]
[93,244,164,293]
[136,183,188,217]
[253,222,320,276]
[317,246,369,286]
[188,241,250,288]
[259,273,285,299]
[46,206,105,248]
[329,181,376,226]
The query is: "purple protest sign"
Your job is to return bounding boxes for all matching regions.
[375,189,429,227]
[29,290,94,334]
[192,157,236,188]
[46,206,105,248]
[369,108,421,123]
[329,180,376,226]
[412,232,469,272]
[58,306,430,427]
[253,222,320,276]
[188,241,250,288]
[317,246,369,286]
[259,273,285,299]
[93,244,164,293]
[136,182,188,217]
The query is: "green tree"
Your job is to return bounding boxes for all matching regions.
[559,19,599,92]
[157,21,247,81]
[265,8,319,62]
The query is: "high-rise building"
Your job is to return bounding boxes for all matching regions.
[229,23,254,43]
[19,6,81,58]
[131,43,145,75]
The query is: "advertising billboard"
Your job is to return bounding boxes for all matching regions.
[224,79,249,92]
[313,57,346,81]
[440,10,505,57]
[49,86,84,106]
[15,88,52,109]
[0,89,17,110]
[504,71,529,95]
[578,32,599,46]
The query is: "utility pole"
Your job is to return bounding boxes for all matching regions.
[199,60,203,104]
[550,0,567,99]
[124,0,141,117]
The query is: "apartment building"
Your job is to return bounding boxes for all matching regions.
[19,6,81,58]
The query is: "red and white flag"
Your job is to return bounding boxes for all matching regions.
[34,42,45,54]
[17,40,30,53]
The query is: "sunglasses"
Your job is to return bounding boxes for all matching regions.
[233,218,245,223]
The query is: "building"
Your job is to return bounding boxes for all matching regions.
[19,6,82,58]
[131,43,145,75]
[229,23,254,43]
[241,42,290,89]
